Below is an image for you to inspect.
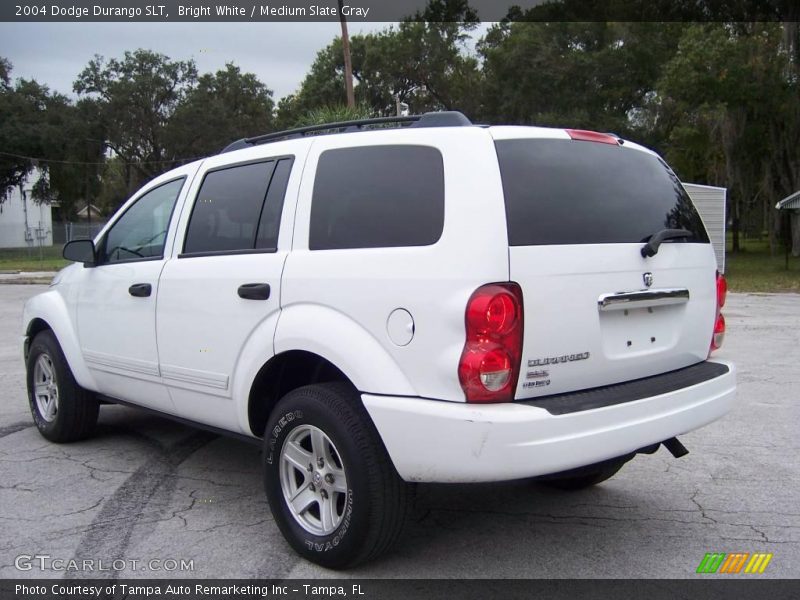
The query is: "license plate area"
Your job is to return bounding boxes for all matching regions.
[599,303,684,358]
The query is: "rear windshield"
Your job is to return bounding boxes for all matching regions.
[495,139,710,246]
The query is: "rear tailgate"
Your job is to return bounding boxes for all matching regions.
[492,129,718,399]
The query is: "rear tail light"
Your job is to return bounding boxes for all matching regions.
[458,283,524,403]
[710,272,726,353]
[717,271,727,308]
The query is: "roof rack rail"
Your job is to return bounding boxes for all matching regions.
[220,111,472,154]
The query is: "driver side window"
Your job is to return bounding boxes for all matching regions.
[100,178,185,264]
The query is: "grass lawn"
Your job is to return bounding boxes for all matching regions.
[0,238,798,293]
[725,237,800,294]
[0,245,68,272]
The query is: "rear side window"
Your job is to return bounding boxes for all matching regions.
[309,145,444,250]
[495,139,710,246]
[183,158,293,255]
[256,158,292,250]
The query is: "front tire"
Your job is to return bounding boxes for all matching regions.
[26,330,99,443]
[263,383,409,569]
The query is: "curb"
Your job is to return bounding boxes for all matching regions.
[0,279,52,285]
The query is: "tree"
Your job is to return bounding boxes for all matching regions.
[75,51,279,197]
[23,96,107,219]
[0,59,103,214]
[652,24,798,252]
[74,49,198,192]
[478,22,684,137]
[293,104,373,128]
[277,0,481,122]
[774,22,800,255]
[379,0,481,114]
[0,61,49,203]
[275,38,352,127]
[94,156,130,214]
[0,57,10,86]
[166,63,275,158]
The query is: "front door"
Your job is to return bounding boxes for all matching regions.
[76,175,188,410]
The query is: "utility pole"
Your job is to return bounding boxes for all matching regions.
[85,139,91,230]
[337,0,355,108]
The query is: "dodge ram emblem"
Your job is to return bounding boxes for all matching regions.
[643,272,654,288]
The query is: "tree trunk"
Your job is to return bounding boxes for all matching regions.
[792,211,800,257]
[768,204,779,255]
[731,192,741,252]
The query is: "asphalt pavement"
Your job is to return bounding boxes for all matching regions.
[0,285,798,579]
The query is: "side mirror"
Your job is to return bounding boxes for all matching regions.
[63,239,96,266]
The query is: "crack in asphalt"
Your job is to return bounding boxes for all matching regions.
[1,292,798,577]
[0,481,37,492]
[412,498,799,545]
[64,430,217,581]
[747,524,770,542]
[57,498,107,519]
[142,487,270,533]
[424,504,707,527]
[689,489,718,524]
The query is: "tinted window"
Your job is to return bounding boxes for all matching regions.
[309,145,444,250]
[101,178,184,264]
[495,139,710,246]
[256,158,292,250]
[184,159,292,255]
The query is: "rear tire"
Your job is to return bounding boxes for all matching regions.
[263,383,410,569]
[537,455,633,491]
[26,330,99,443]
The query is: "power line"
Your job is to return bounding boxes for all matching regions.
[0,150,204,166]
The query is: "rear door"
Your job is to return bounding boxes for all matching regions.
[492,129,718,399]
[155,150,299,430]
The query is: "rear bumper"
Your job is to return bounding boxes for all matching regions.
[362,360,735,483]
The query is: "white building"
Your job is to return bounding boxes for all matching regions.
[684,183,726,274]
[0,170,53,249]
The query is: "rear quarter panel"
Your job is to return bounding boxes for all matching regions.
[278,127,509,401]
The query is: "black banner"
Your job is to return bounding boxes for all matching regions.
[1,0,797,23]
[3,579,800,600]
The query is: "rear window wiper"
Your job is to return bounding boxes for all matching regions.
[640,228,693,258]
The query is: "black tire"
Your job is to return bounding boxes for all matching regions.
[537,455,633,491]
[26,330,99,443]
[263,382,409,569]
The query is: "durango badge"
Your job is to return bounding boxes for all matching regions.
[528,352,590,367]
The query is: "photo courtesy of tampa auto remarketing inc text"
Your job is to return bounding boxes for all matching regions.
[0,0,798,598]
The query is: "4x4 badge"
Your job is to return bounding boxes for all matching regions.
[643,272,654,288]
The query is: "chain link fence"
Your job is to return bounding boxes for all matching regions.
[53,221,107,245]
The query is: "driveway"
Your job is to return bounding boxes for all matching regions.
[1,285,797,578]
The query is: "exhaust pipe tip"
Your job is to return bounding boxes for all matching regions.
[662,437,689,458]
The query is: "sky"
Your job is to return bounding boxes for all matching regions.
[0,22,489,102]
[0,22,389,101]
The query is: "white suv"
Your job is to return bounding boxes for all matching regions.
[22,112,735,568]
